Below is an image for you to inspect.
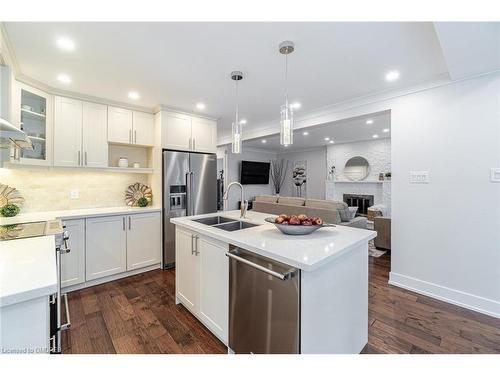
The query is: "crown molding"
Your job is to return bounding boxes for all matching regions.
[155,104,219,122]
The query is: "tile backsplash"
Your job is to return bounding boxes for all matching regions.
[0,168,151,212]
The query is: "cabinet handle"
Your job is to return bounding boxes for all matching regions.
[189,138,192,150]
[193,138,195,150]
[77,150,81,166]
[128,216,131,230]
[134,130,137,144]
[84,151,87,166]
[193,235,199,255]
[122,217,125,231]
[129,129,132,144]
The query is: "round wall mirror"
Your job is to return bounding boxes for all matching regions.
[343,156,370,181]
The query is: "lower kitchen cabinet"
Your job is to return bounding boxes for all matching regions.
[126,212,162,270]
[60,219,85,288]
[85,215,127,281]
[175,227,229,344]
[175,227,199,311]
[198,236,228,341]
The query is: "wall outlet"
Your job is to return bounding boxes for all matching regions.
[491,168,500,182]
[409,171,429,184]
[70,189,79,199]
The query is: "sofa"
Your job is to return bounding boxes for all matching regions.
[252,195,368,228]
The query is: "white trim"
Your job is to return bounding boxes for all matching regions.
[389,272,500,319]
[62,263,161,293]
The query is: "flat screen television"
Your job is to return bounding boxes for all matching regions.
[240,161,270,185]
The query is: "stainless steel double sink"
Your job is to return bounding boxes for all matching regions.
[191,216,260,231]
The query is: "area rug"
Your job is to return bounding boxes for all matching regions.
[369,240,386,257]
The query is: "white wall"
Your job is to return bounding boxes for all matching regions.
[280,147,327,199]
[389,73,500,317]
[218,146,277,209]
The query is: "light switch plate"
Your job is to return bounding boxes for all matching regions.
[491,168,500,182]
[409,171,429,184]
[70,189,79,199]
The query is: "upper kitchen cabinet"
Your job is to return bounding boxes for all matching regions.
[10,81,53,166]
[161,111,217,153]
[191,117,217,153]
[107,106,133,144]
[53,97,108,168]
[108,106,154,147]
[132,111,154,146]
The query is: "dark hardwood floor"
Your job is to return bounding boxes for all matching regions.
[62,253,500,354]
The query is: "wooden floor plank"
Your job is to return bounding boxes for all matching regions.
[63,253,500,354]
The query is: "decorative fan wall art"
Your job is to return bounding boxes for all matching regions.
[0,184,24,208]
[125,183,152,207]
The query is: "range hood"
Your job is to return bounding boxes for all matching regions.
[0,117,33,150]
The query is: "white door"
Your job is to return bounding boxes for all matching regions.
[175,227,199,313]
[82,102,108,168]
[126,212,161,270]
[85,215,127,281]
[108,106,132,144]
[198,236,229,343]
[191,117,217,153]
[132,111,154,146]
[60,219,85,288]
[53,96,82,167]
[161,111,192,151]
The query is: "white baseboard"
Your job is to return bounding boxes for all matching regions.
[389,272,500,319]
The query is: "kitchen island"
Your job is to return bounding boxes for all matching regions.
[171,210,376,354]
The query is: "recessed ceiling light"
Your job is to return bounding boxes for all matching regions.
[366,119,374,125]
[284,144,288,147]
[385,70,400,82]
[196,103,206,110]
[302,131,309,136]
[128,91,140,100]
[56,37,75,51]
[383,128,390,133]
[324,137,330,141]
[57,74,71,84]
[240,119,247,125]
[329,140,334,144]
[261,139,267,144]
[291,102,301,109]
[372,134,379,138]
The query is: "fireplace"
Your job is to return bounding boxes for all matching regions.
[343,194,374,216]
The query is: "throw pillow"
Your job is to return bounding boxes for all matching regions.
[338,207,351,222]
[348,206,358,220]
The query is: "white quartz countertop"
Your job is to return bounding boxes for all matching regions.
[171,210,376,271]
[0,206,162,225]
[0,235,57,307]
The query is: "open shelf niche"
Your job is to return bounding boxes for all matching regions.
[108,143,154,174]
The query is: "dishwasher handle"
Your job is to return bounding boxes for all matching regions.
[225,251,295,280]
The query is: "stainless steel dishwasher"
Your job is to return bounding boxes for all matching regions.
[227,247,300,354]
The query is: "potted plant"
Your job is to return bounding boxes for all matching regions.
[270,159,289,196]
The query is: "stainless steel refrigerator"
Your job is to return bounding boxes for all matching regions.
[162,150,217,268]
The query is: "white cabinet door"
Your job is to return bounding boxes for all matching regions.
[82,102,108,168]
[108,106,132,144]
[53,96,82,167]
[126,212,161,270]
[198,236,229,343]
[132,111,154,146]
[175,227,199,312]
[161,111,192,151]
[60,219,85,288]
[85,215,127,281]
[191,117,217,153]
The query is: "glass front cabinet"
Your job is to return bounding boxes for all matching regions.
[11,81,53,165]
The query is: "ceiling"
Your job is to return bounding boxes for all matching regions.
[3,22,498,142]
[243,111,391,152]
[4,22,448,135]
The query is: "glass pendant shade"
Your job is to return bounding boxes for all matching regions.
[232,119,242,154]
[280,102,293,145]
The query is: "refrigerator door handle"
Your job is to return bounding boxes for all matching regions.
[190,171,194,216]
[185,172,191,216]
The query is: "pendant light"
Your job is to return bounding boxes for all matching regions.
[231,71,243,154]
[279,41,295,146]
